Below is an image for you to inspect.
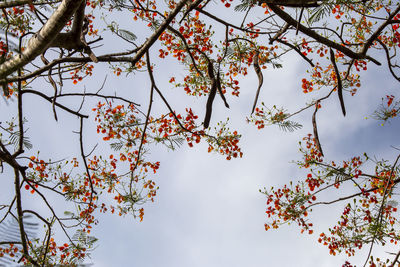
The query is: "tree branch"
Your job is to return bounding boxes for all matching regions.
[0,0,61,9]
[276,38,314,67]
[21,89,88,118]
[130,0,191,67]
[268,4,381,65]
[0,52,137,84]
[259,0,319,7]
[377,38,400,82]
[14,169,38,266]
[0,0,84,79]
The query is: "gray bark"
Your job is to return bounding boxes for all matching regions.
[0,0,61,9]
[0,0,84,79]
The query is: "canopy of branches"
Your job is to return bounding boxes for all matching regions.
[0,0,399,266]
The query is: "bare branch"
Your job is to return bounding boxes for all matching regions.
[79,117,96,200]
[21,90,88,118]
[276,39,314,67]
[259,0,319,7]
[130,0,191,67]
[0,0,61,9]
[14,169,38,266]
[269,23,289,44]
[377,39,400,82]
[268,4,381,65]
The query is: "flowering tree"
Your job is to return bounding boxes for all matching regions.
[0,0,398,266]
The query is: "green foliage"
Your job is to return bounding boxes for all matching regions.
[72,229,98,249]
[371,95,399,125]
[308,2,334,24]
[0,214,38,266]
[248,103,302,132]
[234,0,256,12]
[8,130,33,150]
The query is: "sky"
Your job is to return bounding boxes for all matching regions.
[1,2,400,267]
[86,59,400,267]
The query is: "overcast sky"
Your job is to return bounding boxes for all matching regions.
[1,2,400,267]
[88,46,400,266]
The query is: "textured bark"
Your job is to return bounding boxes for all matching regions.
[0,0,31,8]
[0,0,61,8]
[48,2,98,62]
[0,0,84,79]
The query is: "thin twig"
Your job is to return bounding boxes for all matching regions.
[363,154,400,267]
[20,90,88,118]
[129,52,155,194]
[79,117,96,200]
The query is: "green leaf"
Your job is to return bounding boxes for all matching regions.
[8,130,32,150]
[0,214,38,265]
[277,120,302,132]
[118,29,137,41]
[234,0,256,12]
[308,4,333,24]
[110,141,124,151]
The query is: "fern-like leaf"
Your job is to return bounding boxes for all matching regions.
[110,141,124,151]
[118,29,137,41]
[277,120,302,132]
[308,3,333,24]
[0,214,38,266]
[72,229,98,248]
[8,131,32,150]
